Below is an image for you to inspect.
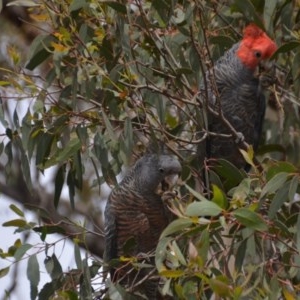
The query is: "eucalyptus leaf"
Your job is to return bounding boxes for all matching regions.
[27,254,40,300]
[9,204,24,217]
[14,244,33,261]
[233,208,268,231]
[260,172,289,199]
[268,182,289,219]
[0,267,10,278]
[160,218,193,238]
[186,200,222,217]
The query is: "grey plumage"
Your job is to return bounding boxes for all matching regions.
[199,24,277,170]
[200,43,264,169]
[104,153,181,299]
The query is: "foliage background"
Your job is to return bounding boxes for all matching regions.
[0,0,300,299]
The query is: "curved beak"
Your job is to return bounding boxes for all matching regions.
[161,174,179,191]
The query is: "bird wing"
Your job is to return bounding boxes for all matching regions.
[105,188,152,261]
[253,91,266,151]
[204,74,262,169]
[104,199,118,264]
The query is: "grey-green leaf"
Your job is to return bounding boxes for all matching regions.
[260,172,289,199]
[268,182,289,219]
[288,175,299,203]
[44,254,63,280]
[0,267,10,278]
[14,244,33,261]
[27,254,40,300]
[160,218,193,238]
[186,200,222,217]
[233,208,268,231]
[184,184,209,202]
[9,204,24,217]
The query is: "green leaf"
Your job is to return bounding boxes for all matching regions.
[44,254,63,280]
[9,204,24,217]
[38,281,57,300]
[186,200,222,217]
[54,165,65,208]
[160,218,193,238]
[6,128,13,140]
[154,94,166,123]
[184,184,209,202]
[264,0,277,31]
[0,143,3,158]
[13,108,19,129]
[56,138,81,164]
[210,159,246,190]
[0,96,8,127]
[67,169,76,209]
[33,97,45,114]
[104,1,127,14]
[160,269,185,278]
[102,111,117,141]
[240,146,255,169]
[0,267,10,278]
[292,51,300,96]
[73,150,83,190]
[233,208,268,231]
[175,67,193,75]
[93,133,109,168]
[80,258,92,299]
[235,238,248,271]
[171,240,187,266]
[209,276,232,298]
[21,110,32,150]
[295,214,300,279]
[162,279,172,298]
[35,131,54,167]
[273,41,300,55]
[151,0,172,26]
[268,182,290,219]
[209,35,235,49]
[123,117,133,157]
[231,0,264,27]
[69,0,87,12]
[198,228,210,262]
[211,184,228,209]
[14,136,32,191]
[89,261,101,279]
[156,236,172,271]
[33,225,66,235]
[230,178,252,205]
[289,175,299,203]
[74,242,82,269]
[26,35,54,70]
[257,143,286,156]
[260,172,289,199]
[266,161,296,180]
[2,219,27,227]
[6,0,39,7]
[27,254,40,300]
[14,243,33,261]
[5,141,13,177]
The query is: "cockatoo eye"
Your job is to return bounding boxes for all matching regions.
[254,51,262,58]
[159,168,164,173]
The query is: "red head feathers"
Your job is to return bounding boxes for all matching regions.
[237,23,277,70]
